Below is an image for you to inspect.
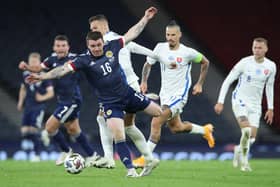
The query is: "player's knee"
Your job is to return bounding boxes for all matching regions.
[45,125,56,134]
[147,103,162,117]
[154,106,163,117]
[238,116,250,127]
[66,125,80,135]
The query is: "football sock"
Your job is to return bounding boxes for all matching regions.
[240,127,251,164]
[97,115,114,160]
[23,132,42,155]
[250,138,255,146]
[50,130,70,152]
[74,132,94,156]
[115,141,133,169]
[147,139,157,152]
[190,123,205,134]
[125,125,153,161]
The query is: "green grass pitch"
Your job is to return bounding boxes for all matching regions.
[0,159,279,187]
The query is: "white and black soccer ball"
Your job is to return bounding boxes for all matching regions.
[64,153,85,174]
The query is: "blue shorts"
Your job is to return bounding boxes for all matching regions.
[53,101,81,123]
[101,87,150,119]
[22,108,45,128]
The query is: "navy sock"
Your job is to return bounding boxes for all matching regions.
[28,134,41,155]
[75,132,94,156]
[23,133,42,155]
[52,130,70,152]
[115,141,133,169]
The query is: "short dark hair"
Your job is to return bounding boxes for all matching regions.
[166,20,181,31]
[253,37,268,46]
[88,14,108,24]
[86,31,103,41]
[54,35,69,43]
[167,20,179,27]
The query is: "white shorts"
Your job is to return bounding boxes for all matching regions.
[231,97,261,128]
[160,95,188,118]
[128,80,140,92]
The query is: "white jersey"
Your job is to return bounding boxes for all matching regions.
[217,56,276,109]
[103,31,138,85]
[147,42,203,103]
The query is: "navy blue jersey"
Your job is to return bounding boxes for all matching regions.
[70,39,128,104]
[43,53,82,104]
[22,71,53,111]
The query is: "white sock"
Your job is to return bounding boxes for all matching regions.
[125,125,153,161]
[147,140,157,152]
[190,123,205,134]
[96,115,114,160]
[235,145,241,153]
[250,138,255,146]
[240,127,251,165]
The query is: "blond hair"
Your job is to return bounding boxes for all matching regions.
[28,52,41,60]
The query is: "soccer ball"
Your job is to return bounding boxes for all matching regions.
[64,153,85,174]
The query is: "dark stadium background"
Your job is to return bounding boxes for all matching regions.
[0,0,279,160]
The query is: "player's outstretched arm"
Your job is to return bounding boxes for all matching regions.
[217,61,244,105]
[128,42,166,63]
[27,62,73,83]
[126,42,158,59]
[123,7,157,44]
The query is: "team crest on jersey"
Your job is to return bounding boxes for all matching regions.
[90,61,96,66]
[105,51,113,58]
[168,56,175,61]
[176,57,182,63]
[264,69,269,75]
[255,69,261,75]
[106,109,112,116]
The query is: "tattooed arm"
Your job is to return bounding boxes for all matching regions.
[123,7,157,44]
[140,62,152,93]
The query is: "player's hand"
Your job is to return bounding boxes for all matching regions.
[26,73,42,84]
[214,103,224,114]
[264,109,273,125]
[17,102,23,111]
[18,61,28,70]
[144,7,158,20]
[192,83,202,95]
[140,82,148,93]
